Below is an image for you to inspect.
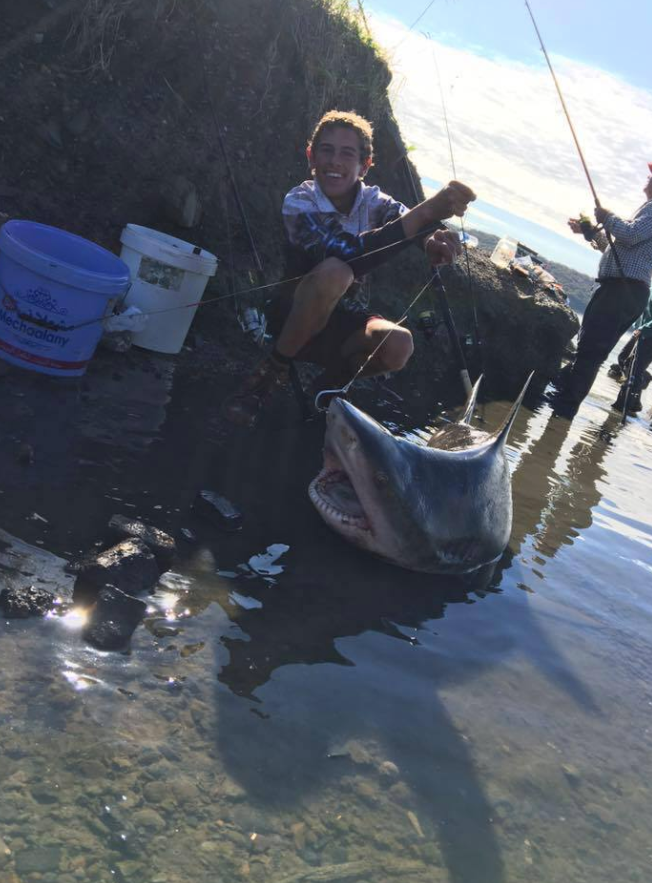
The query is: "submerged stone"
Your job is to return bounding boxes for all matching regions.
[0,585,57,618]
[193,490,243,531]
[82,586,147,651]
[108,514,177,567]
[71,538,160,595]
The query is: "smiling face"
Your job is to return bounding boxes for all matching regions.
[307,125,372,213]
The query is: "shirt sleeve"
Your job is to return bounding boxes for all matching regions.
[603,203,652,246]
[282,192,412,278]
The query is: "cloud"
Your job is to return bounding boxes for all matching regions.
[371,16,652,247]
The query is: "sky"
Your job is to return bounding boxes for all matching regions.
[359,0,652,275]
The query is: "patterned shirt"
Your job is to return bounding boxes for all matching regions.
[282,180,410,307]
[593,199,652,284]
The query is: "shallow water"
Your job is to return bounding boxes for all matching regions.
[1,355,651,883]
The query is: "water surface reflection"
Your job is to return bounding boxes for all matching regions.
[0,363,651,882]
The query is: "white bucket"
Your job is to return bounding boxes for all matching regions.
[119,225,218,354]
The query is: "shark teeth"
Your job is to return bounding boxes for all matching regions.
[308,468,370,532]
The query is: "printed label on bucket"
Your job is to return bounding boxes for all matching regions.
[0,278,99,375]
[0,303,72,351]
[138,257,184,291]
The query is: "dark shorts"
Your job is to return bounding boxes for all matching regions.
[265,283,383,368]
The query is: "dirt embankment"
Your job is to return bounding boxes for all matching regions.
[0,0,577,399]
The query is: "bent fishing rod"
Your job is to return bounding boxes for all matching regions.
[430,36,483,394]
[191,5,312,420]
[393,130,473,398]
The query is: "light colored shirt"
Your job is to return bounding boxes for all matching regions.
[593,199,652,284]
[281,179,410,308]
[283,179,407,249]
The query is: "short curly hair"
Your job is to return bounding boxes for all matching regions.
[308,110,374,164]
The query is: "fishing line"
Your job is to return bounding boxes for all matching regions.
[314,275,438,410]
[0,222,450,337]
[392,0,439,51]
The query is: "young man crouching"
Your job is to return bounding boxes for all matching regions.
[223,110,476,427]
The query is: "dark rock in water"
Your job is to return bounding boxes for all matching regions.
[108,514,176,567]
[70,538,160,595]
[0,585,57,618]
[82,586,147,651]
[194,490,243,532]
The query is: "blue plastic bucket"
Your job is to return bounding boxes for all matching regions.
[0,221,131,377]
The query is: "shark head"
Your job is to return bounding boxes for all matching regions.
[308,376,532,574]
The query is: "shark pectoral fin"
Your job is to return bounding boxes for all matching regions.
[491,371,535,450]
[461,375,483,425]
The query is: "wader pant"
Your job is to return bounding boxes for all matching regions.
[555,277,649,407]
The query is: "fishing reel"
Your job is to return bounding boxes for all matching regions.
[417,310,438,339]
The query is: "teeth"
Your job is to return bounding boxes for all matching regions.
[308,479,370,532]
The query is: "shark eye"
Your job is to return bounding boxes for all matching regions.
[374,471,388,487]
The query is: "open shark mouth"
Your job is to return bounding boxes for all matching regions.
[308,448,371,533]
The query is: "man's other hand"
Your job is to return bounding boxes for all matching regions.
[568,218,582,234]
[426,229,462,266]
[594,206,610,224]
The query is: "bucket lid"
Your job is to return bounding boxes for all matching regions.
[0,221,131,296]
[120,225,218,276]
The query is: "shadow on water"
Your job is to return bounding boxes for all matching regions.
[509,406,624,562]
[189,400,505,881]
[485,403,627,715]
[189,395,610,883]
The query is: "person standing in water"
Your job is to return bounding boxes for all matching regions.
[550,163,652,415]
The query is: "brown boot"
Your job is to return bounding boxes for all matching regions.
[222,356,290,428]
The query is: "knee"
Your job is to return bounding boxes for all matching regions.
[306,258,354,302]
[379,327,414,372]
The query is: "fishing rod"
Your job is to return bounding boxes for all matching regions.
[620,336,640,424]
[430,38,483,392]
[191,5,312,420]
[523,0,626,277]
[524,1,598,204]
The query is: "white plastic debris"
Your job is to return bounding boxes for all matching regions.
[104,305,149,333]
[247,543,290,576]
[228,591,263,610]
